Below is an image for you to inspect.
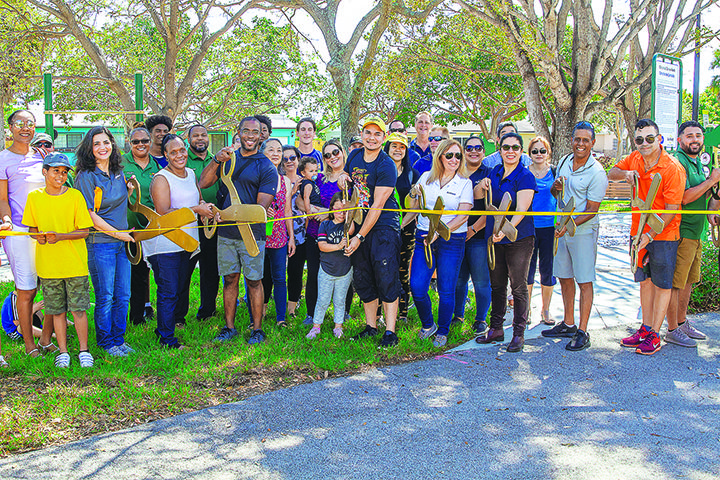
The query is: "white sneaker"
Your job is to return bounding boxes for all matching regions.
[78,351,94,368]
[55,352,71,368]
[680,321,706,340]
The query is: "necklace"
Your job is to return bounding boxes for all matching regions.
[530,163,549,178]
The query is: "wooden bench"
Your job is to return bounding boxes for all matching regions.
[605,181,632,200]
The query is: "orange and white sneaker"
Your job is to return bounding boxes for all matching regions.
[636,330,662,355]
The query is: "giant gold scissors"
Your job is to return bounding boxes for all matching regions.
[553,177,577,255]
[629,173,664,273]
[486,187,518,270]
[125,177,199,265]
[343,186,363,244]
[203,154,267,257]
[407,184,451,268]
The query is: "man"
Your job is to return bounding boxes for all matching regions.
[665,121,720,346]
[295,117,322,164]
[413,125,449,175]
[340,116,402,347]
[541,121,608,351]
[183,123,221,322]
[146,114,173,168]
[483,122,531,169]
[30,132,54,152]
[199,117,278,345]
[348,135,363,153]
[255,115,272,142]
[410,111,432,160]
[607,118,686,355]
[388,119,420,167]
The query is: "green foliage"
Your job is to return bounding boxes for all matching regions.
[689,240,719,313]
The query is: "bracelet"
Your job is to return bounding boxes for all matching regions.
[213,157,221,165]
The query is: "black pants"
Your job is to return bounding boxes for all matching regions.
[178,231,220,323]
[489,236,534,336]
[399,222,416,318]
[305,236,320,318]
[129,259,150,325]
[287,240,307,303]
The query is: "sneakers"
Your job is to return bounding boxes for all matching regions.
[303,315,314,325]
[418,324,438,340]
[248,329,266,345]
[106,345,128,357]
[55,352,71,368]
[306,325,321,339]
[541,322,577,338]
[472,320,488,336]
[351,325,379,340]
[566,330,591,351]
[119,343,136,355]
[433,334,447,348]
[0,355,8,368]
[450,317,463,327]
[664,328,697,348]
[380,331,398,347]
[333,326,343,338]
[636,330,661,355]
[214,326,239,342]
[621,324,652,348]
[78,351,94,368]
[679,321,706,340]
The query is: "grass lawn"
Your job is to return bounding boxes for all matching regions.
[598,199,631,212]
[0,270,479,456]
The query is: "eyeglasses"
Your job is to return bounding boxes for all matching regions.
[34,141,52,148]
[283,155,297,162]
[389,127,406,133]
[501,144,522,152]
[130,138,150,145]
[323,149,341,159]
[530,148,547,155]
[465,145,484,152]
[429,136,446,142]
[635,135,657,145]
[444,152,462,160]
[11,120,35,128]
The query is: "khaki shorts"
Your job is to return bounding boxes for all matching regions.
[217,235,265,281]
[40,276,91,315]
[672,237,702,289]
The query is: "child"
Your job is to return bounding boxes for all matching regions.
[306,192,354,339]
[298,156,325,231]
[23,153,95,368]
[1,291,46,340]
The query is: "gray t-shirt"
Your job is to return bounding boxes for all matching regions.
[75,167,128,244]
[317,220,351,277]
[555,153,608,235]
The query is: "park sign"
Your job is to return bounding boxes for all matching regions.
[651,54,683,150]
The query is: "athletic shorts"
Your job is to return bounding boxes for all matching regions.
[633,239,678,290]
[217,235,265,281]
[1,226,38,290]
[40,276,91,315]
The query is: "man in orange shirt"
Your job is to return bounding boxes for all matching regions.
[607,119,686,355]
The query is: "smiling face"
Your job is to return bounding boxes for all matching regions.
[331,200,346,222]
[499,137,522,166]
[189,126,208,154]
[130,130,151,159]
[283,150,298,175]
[264,140,283,167]
[388,142,406,162]
[9,111,36,146]
[429,128,447,154]
[239,119,261,153]
[165,137,188,171]
[634,125,661,159]
[150,123,169,147]
[441,144,463,175]
[464,137,484,168]
[297,121,315,146]
[42,165,69,192]
[92,133,113,163]
[361,124,386,152]
[415,113,432,138]
[678,126,704,156]
[323,144,345,172]
[572,129,595,161]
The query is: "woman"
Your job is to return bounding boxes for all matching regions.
[405,139,473,348]
[385,133,419,322]
[75,126,136,357]
[261,139,295,326]
[526,136,556,325]
[475,132,536,353]
[0,110,56,358]
[144,134,213,349]
[122,127,160,326]
[283,145,306,318]
[453,136,492,335]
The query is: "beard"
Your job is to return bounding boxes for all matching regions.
[192,143,208,153]
[682,142,702,155]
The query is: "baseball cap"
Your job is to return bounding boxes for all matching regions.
[385,132,408,148]
[42,152,73,170]
[31,132,53,146]
[361,116,387,134]
[349,135,362,146]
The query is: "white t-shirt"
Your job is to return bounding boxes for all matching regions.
[416,171,474,233]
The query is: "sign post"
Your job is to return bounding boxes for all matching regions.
[651,54,683,151]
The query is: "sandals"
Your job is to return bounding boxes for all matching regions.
[276,320,288,329]
[55,352,71,368]
[78,351,94,368]
[38,342,59,354]
[540,310,555,325]
[25,348,41,358]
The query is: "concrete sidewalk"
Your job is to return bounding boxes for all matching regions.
[1,314,719,480]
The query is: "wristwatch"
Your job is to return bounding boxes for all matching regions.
[213,157,221,165]
[356,233,366,243]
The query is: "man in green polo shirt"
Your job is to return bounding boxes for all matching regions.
[180,123,221,322]
[122,126,161,325]
[666,121,720,346]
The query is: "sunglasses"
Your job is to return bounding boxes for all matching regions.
[429,136,446,142]
[389,127,406,133]
[11,120,35,128]
[35,141,52,148]
[530,148,547,155]
[283,155,297,162]
[501,144,522,152]
[635,135,657,145]
[444,152,462,160]
[323,149,341,159]
[465,145,484,152]
[130,138,151,145]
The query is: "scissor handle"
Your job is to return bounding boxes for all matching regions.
[126,177,142,210]
[125,239,143,265]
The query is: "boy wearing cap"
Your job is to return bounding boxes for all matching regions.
[23,153,95,368]
[340,116,402,347]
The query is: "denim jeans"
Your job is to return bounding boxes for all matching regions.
[148,251,191,347]
[262,245,288,322]
[489,236,534,335]
[87,241,131,350]
[178,230,219,321]
[454,235,491,324]
[313,267,353,325]
[410,231,465,336]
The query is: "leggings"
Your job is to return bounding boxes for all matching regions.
[313,267,353,325]
[287,240,307,303]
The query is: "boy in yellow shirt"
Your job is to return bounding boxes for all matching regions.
[23,153,95,368]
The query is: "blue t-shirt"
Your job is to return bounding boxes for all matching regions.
[318,220,352,277]
[410,139,431,160]
[1,293,20,339]
[485,163,537,244]
[468,165,492,239]
[74,167,128,244]
[151,154,168,168]
[216,151,278,240]
[396,164,420,206]
[531,168,557,229]
[413,153,433,176]
[299,149,323,169]
[344,148,400,231]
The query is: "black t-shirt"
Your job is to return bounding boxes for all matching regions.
[318,220,352,277]
[300,178,322,207]
[344,148,399,231]
[468,165,492,239]
[216,151,278,240]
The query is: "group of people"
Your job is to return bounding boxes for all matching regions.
[0,107,718,369]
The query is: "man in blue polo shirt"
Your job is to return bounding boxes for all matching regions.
[483,121,531,169]
[413,125,449,175]
[410,111,432,159]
